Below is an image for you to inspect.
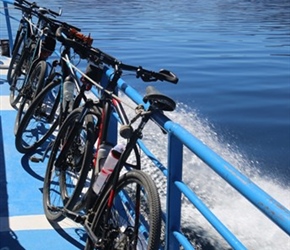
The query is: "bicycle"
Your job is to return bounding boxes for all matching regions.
[8,2,65,137]
[85,84,177,250]
[15,24,93,153]
[7,0,41,84]
[42,27,178,249]
[8,0,61,107]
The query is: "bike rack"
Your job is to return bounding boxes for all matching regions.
[2,1,290,249]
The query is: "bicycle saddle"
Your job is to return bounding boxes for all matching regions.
[143,86,176,111]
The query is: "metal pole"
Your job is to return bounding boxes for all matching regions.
[3,1,13,56]
[165,133,183,249]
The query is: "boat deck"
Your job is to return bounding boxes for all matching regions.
[0,56,85,249]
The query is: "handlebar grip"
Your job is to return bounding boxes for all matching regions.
[37,7,60,17]
[137,67,179,84]
[48,8,61,17]
[158,69,179,84]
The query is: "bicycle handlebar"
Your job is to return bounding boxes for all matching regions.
[14,1,38,14]
[55,26,178,84]
[38,14,81,33]
[14,0,61,18]
[37,7,61,18]
[90,48,179,84]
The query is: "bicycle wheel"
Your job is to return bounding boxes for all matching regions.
[43,108,98,221]
[7,30,25,84]
[15,74,61,153]
[59,108,100,212]
[85,170,162,250]
[14,60,48,135]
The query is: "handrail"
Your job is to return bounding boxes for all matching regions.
[111,66,290,249]
[1,2,289,249]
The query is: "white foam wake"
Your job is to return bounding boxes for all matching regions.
[131,102,290,250]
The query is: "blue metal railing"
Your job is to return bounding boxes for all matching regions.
[2,1,290,249]
[114,68,290,249]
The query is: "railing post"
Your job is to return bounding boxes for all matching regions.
[3,1,13,56]
[165,133,183,249]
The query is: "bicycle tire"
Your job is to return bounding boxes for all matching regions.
[15,73,61,153]
[59,109,100,212]
[12,24,24,54]
[43,109,80,222]
[85,170,162,250]
[43,108,97,221]
[14,60,48,136]
[9,46,31,108]
[7,30,25,84]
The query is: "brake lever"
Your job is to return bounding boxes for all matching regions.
[136,67,157,82]
[141,75,157,82]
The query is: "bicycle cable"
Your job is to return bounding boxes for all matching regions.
[61,55,137,111]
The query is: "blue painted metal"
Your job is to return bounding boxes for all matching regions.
[161,121,290,236]
[1,4,290,249]
[166,133,183,250]
[137,139,168,176]
[175,181,247,249]
[2,0,14,3]
[2,1,13,55]
[173,231,195,250]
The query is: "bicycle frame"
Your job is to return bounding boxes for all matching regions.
[57,67,163,248]
[58,101,153,248]
[15,17,53,84]
[12,1,35,54]
[54,46,90,123]
[31,43,90,161]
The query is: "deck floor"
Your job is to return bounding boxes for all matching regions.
[0,56,85,249]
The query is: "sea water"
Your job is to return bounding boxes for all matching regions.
[1,0,289,249]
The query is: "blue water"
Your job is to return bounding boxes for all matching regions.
[1,0,289,249]
[1,0,289,181]
[45,0,289,184]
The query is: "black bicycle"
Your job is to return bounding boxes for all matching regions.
[42,27,178,249]
[8,0,61,108]
[7,0,42,84]
[15,24,92,154]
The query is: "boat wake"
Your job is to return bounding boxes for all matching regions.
[134,102,290,250]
